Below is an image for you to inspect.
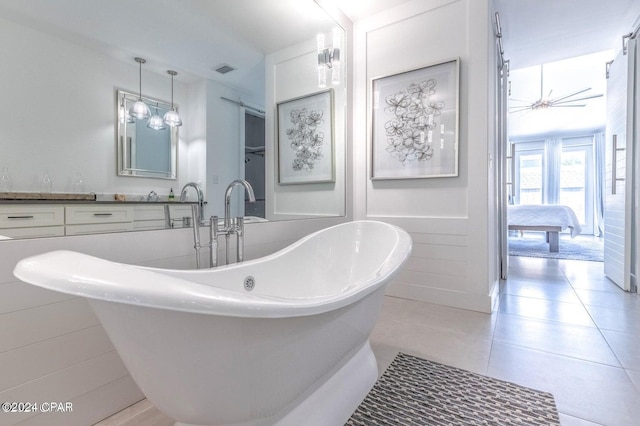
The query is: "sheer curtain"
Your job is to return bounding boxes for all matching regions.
[544,138,562,204]
[593,133,606,236]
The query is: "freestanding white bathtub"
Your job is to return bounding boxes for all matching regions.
[14,221,412,426]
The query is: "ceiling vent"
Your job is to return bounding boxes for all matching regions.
[213,64,236,74]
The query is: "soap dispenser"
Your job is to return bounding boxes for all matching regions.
[169,188,175,201]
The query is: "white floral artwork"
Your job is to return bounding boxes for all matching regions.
[278,90,334,184]
[285,108,325,172]
[383,79,443,165]
[372,59,459,179]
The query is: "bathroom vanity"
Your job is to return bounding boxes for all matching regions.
[0,194,195,239]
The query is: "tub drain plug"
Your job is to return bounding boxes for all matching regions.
[244,276,255,291]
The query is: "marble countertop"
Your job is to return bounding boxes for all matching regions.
[0,192,199,204]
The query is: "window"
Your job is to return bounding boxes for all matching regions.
[514,141,544,205]
[513,136,595,234]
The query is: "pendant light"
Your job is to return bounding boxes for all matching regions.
[147,103,166,130]
[163,70,182,127]
[129,57,151,120]
[119,93,134,124]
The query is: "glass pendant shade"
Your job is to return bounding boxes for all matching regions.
[129,100,151,120]
[163,108,182,127]
[147,113,166,130]
[130,57,150,120]
[119,105,134,124]
[163,70,182,127]
[119,95,134,123]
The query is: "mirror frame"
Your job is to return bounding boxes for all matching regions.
[116,89,178,180]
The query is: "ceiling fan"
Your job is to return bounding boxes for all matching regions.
[509,64,603,114]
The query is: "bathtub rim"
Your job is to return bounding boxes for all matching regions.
[13,220,412,318]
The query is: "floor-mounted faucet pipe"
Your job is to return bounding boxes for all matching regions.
[190,204,201,269]
[210,216,218,268]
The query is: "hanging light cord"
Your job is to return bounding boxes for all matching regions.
[169,70,177,111]
[134,57,146,100]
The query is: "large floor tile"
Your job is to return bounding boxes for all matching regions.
[380,296,497,338]
[585,304,640,334]
[562,263,619,293]
[559,413,605,426]
[509,255,563,273]
[501,278,580,304]
[627,369,640,393]
[370,316,493,375]
[498,294,595,327]
[488,342,640,426]
[601,329,640,371]
[96,400,173,426]
[494,313,619,366]
[574,287,640,311]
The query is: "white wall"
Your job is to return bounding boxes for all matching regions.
[353,0,499,312]
[265,35,348,220]
[0,16,195,199]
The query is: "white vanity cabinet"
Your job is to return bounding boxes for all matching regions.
[0,202,198,238]
[65,205,134,236]
[133,205,167,231]
[0,205,65,239]
[132,204,196,230]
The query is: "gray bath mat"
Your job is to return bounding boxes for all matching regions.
[347,353,560,425]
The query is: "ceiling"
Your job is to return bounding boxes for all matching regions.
[495,0,640,136]
[495,0,640,70]
[3,0,638,134]
[3,0,637,77]
[0,0,336,94]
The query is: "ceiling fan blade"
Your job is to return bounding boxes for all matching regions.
[552,104,586,108]
[549,87,592,103]
[509,106,533,113]
[547,89,553,99]
[552,94,603,105]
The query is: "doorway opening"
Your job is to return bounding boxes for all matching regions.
[504,52,610,263]
[243,111,266,219]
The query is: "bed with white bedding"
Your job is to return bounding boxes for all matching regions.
[507,205,582,252]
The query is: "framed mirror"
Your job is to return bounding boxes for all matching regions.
[117,90,177,179]
[0,0,348,241]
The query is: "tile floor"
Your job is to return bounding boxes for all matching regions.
[97,256,640,426]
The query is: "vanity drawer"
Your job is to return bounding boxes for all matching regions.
[0,205,64,229]
[0,225,65,239]
[133,205,167,231]
[133,205,166,221]
[65,205,134,225]
[169,205,195,217]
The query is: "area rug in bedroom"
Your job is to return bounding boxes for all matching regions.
[509,233,604,262]
[347,353,560,425]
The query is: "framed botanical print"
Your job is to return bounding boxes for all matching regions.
[371,58,459,179]
[277,90,334,184]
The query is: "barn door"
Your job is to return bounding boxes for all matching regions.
[604,38,637,292]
